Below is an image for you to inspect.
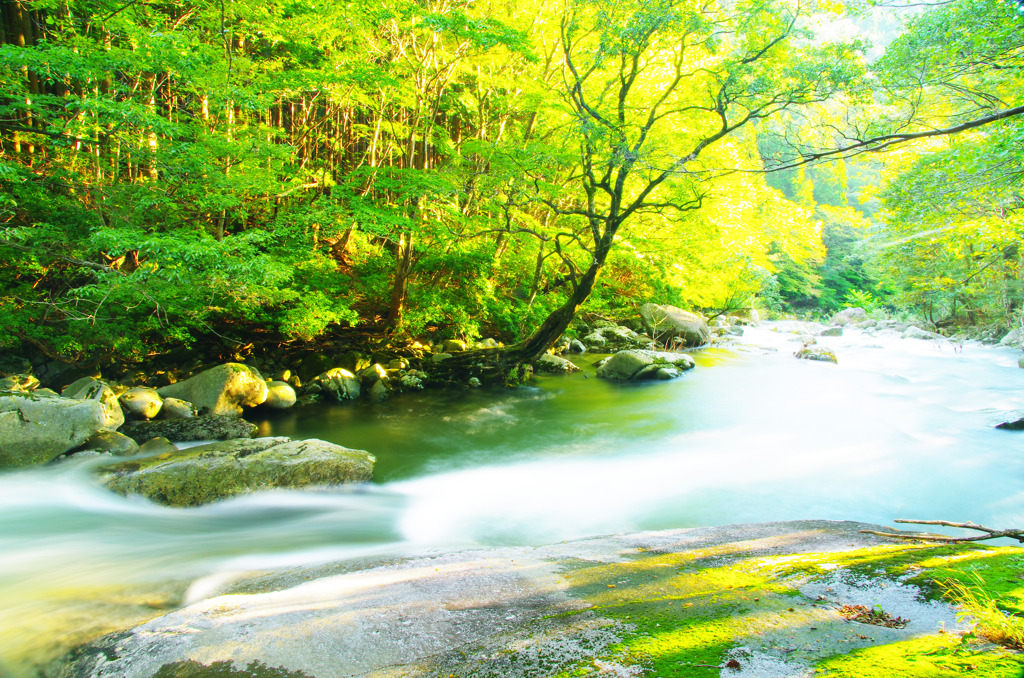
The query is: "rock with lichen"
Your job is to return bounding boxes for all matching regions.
[99,437,375,506]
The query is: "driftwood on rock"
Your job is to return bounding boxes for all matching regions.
[860,519,1024,543]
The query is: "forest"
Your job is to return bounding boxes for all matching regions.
[0,0,1021,371]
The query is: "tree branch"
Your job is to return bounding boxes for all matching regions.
[860,519,1024,543]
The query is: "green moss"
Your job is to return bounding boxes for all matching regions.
[153,660,313,677]
[815,635,1024,677]
[549,542,1024,677]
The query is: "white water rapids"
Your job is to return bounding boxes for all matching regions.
[1,322,1022,674]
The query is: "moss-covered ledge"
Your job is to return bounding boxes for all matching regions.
[61,520,1024,678]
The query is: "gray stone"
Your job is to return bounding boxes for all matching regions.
[795,345,838,364]
[119,387,163,420]
[565,339,587,354]
[595,350,695,381]
[0,373,39,393]
[157,363,268,417]
[313,368,361,402]
[581,323,652,351]
[0,394,106,468]
[1000,328,1023,347]
[1018,355,1024,369]
[903,326,943,341]
[136,437,179,456]
[368,379,390,402]
[829,307,867,326]
[818,327,843,337]
[476,338,500,348]
[159,398,197,420]
[264,381,297,409]
[357,364,388,387]
[442,339,467,353]
[78,430,140,456]
[432,353,453,363]
[100,438,375,507]
[639,303,710,347]
[120,415,257,443]
[535,354,582,374]
[62,378,124,431]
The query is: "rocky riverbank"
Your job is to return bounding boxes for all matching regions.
[60,520,1024,678]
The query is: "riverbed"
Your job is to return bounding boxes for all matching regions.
[2,323,1022,675]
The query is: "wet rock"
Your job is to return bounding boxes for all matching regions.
[536,354,582,374]
[137,437,179,455]
[0,373,39,393]
[77,430,140,456]
[119,387,163,420]
[62,378,124,431]
[264,381,297,409]
[100,437,375,507]
[818,327,843,337]
[903,326,943,341]
[595,350,695,381]
[357,364,388,387]
[120,415,257,444]
[1018,355,1024,369]
[157,363,268,417]
[829,307,867,327]
[564,339,587,354]
[160,398,197,420]
[582,322,653,351]
[441,339,468,353]
[476,338,500,349]
[313,368,361,402]
[639,304,711,348]
[1000,328,1023,348]
[795,345,838,364]
[0,354,32,377]
[0,394,106,468]
[368,379,391,402]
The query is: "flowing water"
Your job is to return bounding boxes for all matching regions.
[2,323,1023,674]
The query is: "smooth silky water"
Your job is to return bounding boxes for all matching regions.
[2,324,1023,674]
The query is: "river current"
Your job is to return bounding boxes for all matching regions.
[2,323,1023,674]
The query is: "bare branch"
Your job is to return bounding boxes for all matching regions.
[860,519,1024,543]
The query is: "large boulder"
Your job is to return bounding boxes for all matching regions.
[639,304,710,347]
[119,415,257,444]
[62,377,124,430]
[1000,328,1023,348]
[100,437,376,507]
[157,363,268,417]
[829,307,867,327]
[595,350,696,381]
[0,394,106,468]
[119,387,163,420]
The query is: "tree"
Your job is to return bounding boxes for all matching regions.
[434,0,864,383]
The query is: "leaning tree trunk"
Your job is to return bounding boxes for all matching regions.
[427,233,613,387]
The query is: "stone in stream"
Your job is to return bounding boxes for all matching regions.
[119,415,257,443]
[76,430,140,456]
[99,437,375,507]
[313,368,361,402]
[829,307,867,326]
[903,326,945,341]
[795,345,838,364]
[119,387,163,420]
[595,349,695,381]
[639,303,711,347]
[0,393,106,468]
[157,363,268,417]
[535,354,582,374]
[0,373,39,393]
[159,397,198,420]
[264,381,298,409]
[582,321,652,351]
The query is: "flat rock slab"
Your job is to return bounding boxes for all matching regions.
[63,520,989,678]
[120,415,258,443]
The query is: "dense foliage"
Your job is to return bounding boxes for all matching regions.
[0,0,1020,367]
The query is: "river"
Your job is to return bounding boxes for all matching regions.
[2,323,1022,675]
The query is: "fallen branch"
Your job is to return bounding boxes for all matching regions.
[860,519,1024,543]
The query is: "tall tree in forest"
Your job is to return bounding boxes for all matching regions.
[438,0,864,382]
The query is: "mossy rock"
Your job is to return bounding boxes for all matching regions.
[99,437,375,507]
[120,415,257,443]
